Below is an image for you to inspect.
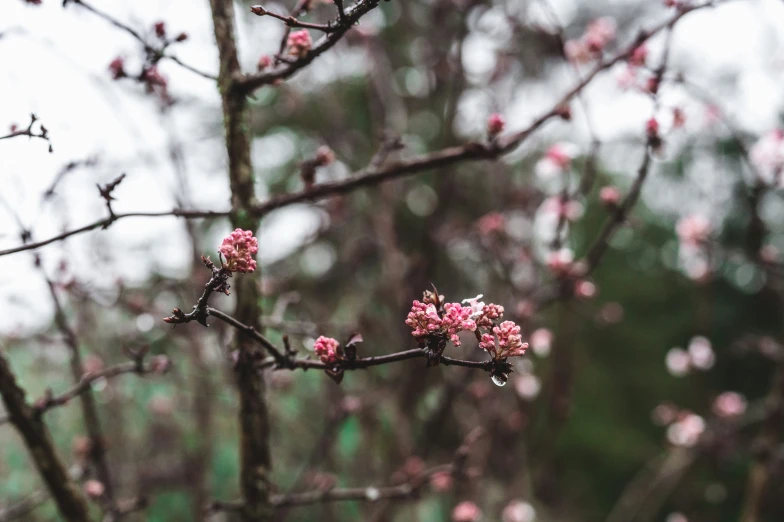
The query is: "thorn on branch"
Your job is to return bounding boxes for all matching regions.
[97,173,126,226]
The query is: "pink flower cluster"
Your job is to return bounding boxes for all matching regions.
[405,300,479,347]
[314,336,340,364]
[287,30,313,57]
[479,320,528,359]
[564,17,616,64]
[475,303,504,328]
[219,228,259,273]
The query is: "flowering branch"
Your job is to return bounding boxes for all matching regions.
[239,0,382,93]
[0,2,730,262]
[0,113,51,151]
[250,6,337,33]
[65,0,216,81]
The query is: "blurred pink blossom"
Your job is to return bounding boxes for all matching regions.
[287,29,312,57]
[676,214,711,247]
[750,129,784,186]
[667,412,705,447]
[712,391,747,418]
[530,328,553,357]
[452,501,482,522]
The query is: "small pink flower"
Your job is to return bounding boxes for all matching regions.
[405,300,443,339]
[474,303,504,328]
[108,57,126,80]
[452,501,482,522]
[84,480,105,499]
[219,228,259,273]
[479,320,528,359]
[676,214,711,247]
[599,186,621,206]
[477,212,505,236]
[487,113,505,137]
[287,29,313,57]
[314,336,340,364]
[257,55,273,71]
[712,391,747,418]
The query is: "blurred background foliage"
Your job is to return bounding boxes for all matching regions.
[3,0,784,521]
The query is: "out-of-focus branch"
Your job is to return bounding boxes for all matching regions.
[66,0,217,81]
[0,352,92,522]
[250,6,336,32]
[211,428,482,511]
[45,277,115,505]
[0,113,50,149]
[0,357,169,427]
[0,209,228,258]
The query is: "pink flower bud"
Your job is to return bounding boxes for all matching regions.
[487,113,505,137]
[646,117,659,139]
[154,21,166,39]
[108,57,126,80]
[257,54,273,71]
